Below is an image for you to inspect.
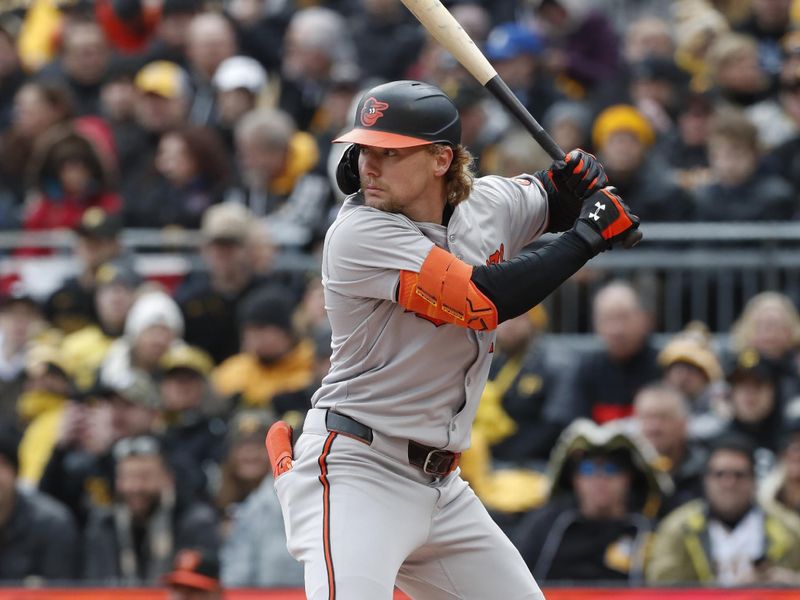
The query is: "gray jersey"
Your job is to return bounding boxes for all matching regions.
[311,175,549,451]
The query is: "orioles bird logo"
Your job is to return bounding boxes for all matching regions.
[360,97,390,127]
[486,243,505,265]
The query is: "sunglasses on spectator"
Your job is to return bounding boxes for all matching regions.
[576,459,623,476]
[705,468,753,481]
[113,436,161,462]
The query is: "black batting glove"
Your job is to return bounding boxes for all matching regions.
[572,186,640,254]
[534,149,608,233]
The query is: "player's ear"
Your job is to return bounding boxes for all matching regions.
[336,144,361,195]
[432,144,454,177]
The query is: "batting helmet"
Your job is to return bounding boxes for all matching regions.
[333,80,461,148]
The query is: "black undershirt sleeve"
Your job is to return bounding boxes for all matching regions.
[471,229,594,323]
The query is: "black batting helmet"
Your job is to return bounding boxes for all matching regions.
[334,80,461,148]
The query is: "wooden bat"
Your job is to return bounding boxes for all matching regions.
[399,0,642,248]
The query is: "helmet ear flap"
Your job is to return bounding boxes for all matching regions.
[336,144,361,195]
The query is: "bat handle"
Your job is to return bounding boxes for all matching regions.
[484,76,642,249]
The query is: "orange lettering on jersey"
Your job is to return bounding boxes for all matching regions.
[399,246,498,331]
[486,243,505,265]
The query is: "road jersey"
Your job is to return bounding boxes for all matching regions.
[311,175,549,451]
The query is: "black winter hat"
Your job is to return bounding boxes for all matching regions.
[238,286,295,331]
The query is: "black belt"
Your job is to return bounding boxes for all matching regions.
[325,410,460,477]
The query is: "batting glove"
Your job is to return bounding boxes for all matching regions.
[573,186,640,254]
[536,149,608,233]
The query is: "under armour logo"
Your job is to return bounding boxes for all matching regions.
[588,201,606,221]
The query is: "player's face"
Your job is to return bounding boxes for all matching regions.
[358,144,449,218]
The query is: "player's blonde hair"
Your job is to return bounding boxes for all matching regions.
[428,143,474,206]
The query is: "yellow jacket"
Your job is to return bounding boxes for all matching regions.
[212,340,314,409]
[60,325,115,392]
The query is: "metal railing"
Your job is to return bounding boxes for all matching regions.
[2,222,799,334]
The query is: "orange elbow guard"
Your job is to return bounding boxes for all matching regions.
[398,246,498,331]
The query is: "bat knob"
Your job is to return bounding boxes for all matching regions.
[621,229,643,249]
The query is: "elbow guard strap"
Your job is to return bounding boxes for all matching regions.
[398,246,498,331]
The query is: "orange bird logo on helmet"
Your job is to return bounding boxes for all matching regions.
[360,97,390,127]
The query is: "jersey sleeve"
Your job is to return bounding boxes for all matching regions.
[474,175,549,254]
[324,206,435,301]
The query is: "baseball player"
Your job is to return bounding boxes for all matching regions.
[266,80,640,599]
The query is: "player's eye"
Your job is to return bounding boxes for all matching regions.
[383,149,397,157]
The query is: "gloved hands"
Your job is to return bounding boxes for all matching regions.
[572,186,641,254]
[535,149,608,233]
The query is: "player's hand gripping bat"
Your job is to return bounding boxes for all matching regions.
[399,0,642,249]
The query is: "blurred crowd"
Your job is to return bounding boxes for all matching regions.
[3,0,800,592]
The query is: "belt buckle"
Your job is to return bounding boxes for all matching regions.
[422,449,452,476]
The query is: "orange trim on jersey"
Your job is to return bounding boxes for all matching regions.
[398,246,498,331]
[318,432,337,600]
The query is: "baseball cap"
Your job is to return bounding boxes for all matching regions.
[95,261,142,289]
[333,80,461,149]
[134,61,189,99]
[163,548,221,591]
[160,344,214,377]
[727,349,775,384]
[485,23,543,62]
[200,202,251,243]
[74,207,122,239]
[213,56,268,94]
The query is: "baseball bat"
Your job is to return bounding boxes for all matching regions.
[399,0,642,248]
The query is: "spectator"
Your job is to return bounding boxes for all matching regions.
[44,207,125,334]
[175,203,277,364]
[657,325,727,440]
[0,425,79,581]
[759,409,800,525]
[212,55,269,152]
[99,290,185,387]
[546,280,662,428]
[532,0,620,95]
[729,291,800,401]
[214,409,272,535]
[471,308,562,467]
[541,100,592,155]
[515,419,671,584]
[350,0,424,82]
[694,107,795,221]
[647,433,800,585]
[158,344,226,496]
[660,91,714,194]
[16,344,74,486]
[0,284,44,421]
[184,11,238,127]
[706,32,773,108]
[447,78,511,176]
[39,371,160,528]
[592,104,694,221]
[626,55,690,138]
[60,260,142,392]
[21,116,122,235]
[38,18,111,116]
[225,0,291,73]
[164,548,223,600]
[278,7,356,131]
[633,383,708,515]
[227,107,332,248]
[212,285,314,412]
[0,25,25,131]
[0,80,75,204]
[83,434,220,584]
[119,60,191,206]
[734,0,792,76]
[764,62,800,192]
[127,125,230,229]
[484,22,561,123]
[221,424,304,587]
[721,349,785,461]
